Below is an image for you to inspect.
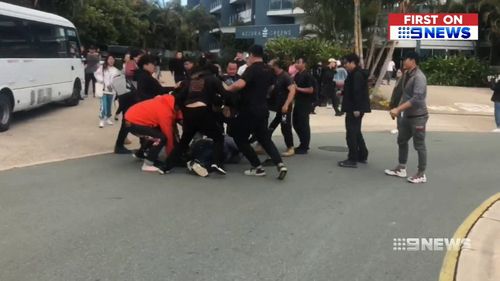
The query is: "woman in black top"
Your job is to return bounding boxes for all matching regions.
[136,55,175,101]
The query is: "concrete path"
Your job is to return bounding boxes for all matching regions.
[0,91,497,171]
[0,132,499,281]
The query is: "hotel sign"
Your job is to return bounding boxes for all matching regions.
[235,24,300,39]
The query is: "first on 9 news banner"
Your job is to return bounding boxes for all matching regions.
[388,13,478,41]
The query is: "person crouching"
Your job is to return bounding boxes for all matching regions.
[124,94,179,174]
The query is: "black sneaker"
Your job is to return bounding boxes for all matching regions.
[338,159,358,168]
[335,112,344,116]
[133,150,146,160]
[358,159,368,164]
[277,163,287,180]
[244,166,266,177]
[210,164,227,175]
[295,147,309,155]
[114,146,131,154]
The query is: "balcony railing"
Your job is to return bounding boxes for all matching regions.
[210,0,222,12]
[229,9,252,25]
[269,0,296,10]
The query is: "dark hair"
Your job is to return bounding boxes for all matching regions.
[130,49,143,59]
[296,57,307,64]
[270,59,287,70]
[138,54,157,68]
[403,51,420,65]
[227,61,238,67]
[103,55,115,70]
[248,44,264,58]
[344,53,360,65]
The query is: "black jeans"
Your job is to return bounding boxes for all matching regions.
[84,73,96,96]
[115,92,138,149]
[127,124,166,164]
[231,111,283,167]
[268,109,294,149]
[293,100,311,150]
[345,112,368,162]
[166,107,224,169]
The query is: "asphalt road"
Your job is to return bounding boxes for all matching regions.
[0,132,498,281]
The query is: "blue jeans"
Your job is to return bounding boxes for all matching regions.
[100,94,113,120]
[495,102,500,128]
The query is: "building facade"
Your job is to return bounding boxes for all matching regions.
[189,0,305,52]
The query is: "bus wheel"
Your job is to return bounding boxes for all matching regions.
[0,94,13,132]
[65,81,81,106]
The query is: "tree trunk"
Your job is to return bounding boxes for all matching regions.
[353,0,360,57]
[369,41,387,78]
[373,40,397,97]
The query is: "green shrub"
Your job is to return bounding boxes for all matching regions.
[420,56,493,87]
[265,37,349,67]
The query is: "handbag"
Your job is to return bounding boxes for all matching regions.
[95,82,104,98]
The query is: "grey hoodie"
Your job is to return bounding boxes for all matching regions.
[399,67,428,117]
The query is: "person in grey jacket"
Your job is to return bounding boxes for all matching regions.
[385,52,429,184]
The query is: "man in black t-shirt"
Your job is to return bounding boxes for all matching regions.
[224,45,288,180]
[268,59,296,157]
[293,58,315,154]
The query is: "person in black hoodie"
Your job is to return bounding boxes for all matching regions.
[338,54,371,168]
[162,63,227,175]
[136,55,175,101]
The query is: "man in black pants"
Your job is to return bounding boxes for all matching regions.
[338,54,371,168]
[224,45,288,180]
[293,57,316,154]
[124,95,179,175]
[268,59,296,157]
[163,64,227,176]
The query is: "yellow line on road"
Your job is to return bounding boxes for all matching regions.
[439,192,500,281]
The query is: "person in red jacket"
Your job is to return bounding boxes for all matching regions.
[125,94,180,174]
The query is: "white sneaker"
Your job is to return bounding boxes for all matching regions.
[187,160,208,177]
[106,118,114,125]
[141,162,164,175]
[492,128,500,133]
[99,120,104,128]
[384,167,407,178]
[407,174,427,184]
[390,129,399,135]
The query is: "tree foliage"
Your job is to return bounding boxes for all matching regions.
[265,37,350,67]
[5,0,218,50]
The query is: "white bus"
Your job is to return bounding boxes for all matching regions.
[0,2,84,132]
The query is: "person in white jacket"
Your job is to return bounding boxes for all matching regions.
[95,55,120,128]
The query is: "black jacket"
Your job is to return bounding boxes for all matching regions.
[136,69,174,101]
[491,80,500,102]
[341,67,371,113]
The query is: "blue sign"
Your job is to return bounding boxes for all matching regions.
[235,24,300,39]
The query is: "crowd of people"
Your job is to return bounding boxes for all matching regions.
[80,44,431,184]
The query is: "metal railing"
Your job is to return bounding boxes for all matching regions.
[269,0,296,10]
[210,0,222,11]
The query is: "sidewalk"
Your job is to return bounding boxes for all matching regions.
[440,194,500,281]
[377,84,495,115]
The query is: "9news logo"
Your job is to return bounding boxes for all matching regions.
[388,14,478,41]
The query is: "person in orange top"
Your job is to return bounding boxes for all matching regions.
[125,94,180,174]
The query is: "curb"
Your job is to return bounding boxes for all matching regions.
[439,192,500,281]
[0,150,113,172]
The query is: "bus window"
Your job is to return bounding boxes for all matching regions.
[30,22,68,58]
[66,28,81,58]
[0,15,31,58]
